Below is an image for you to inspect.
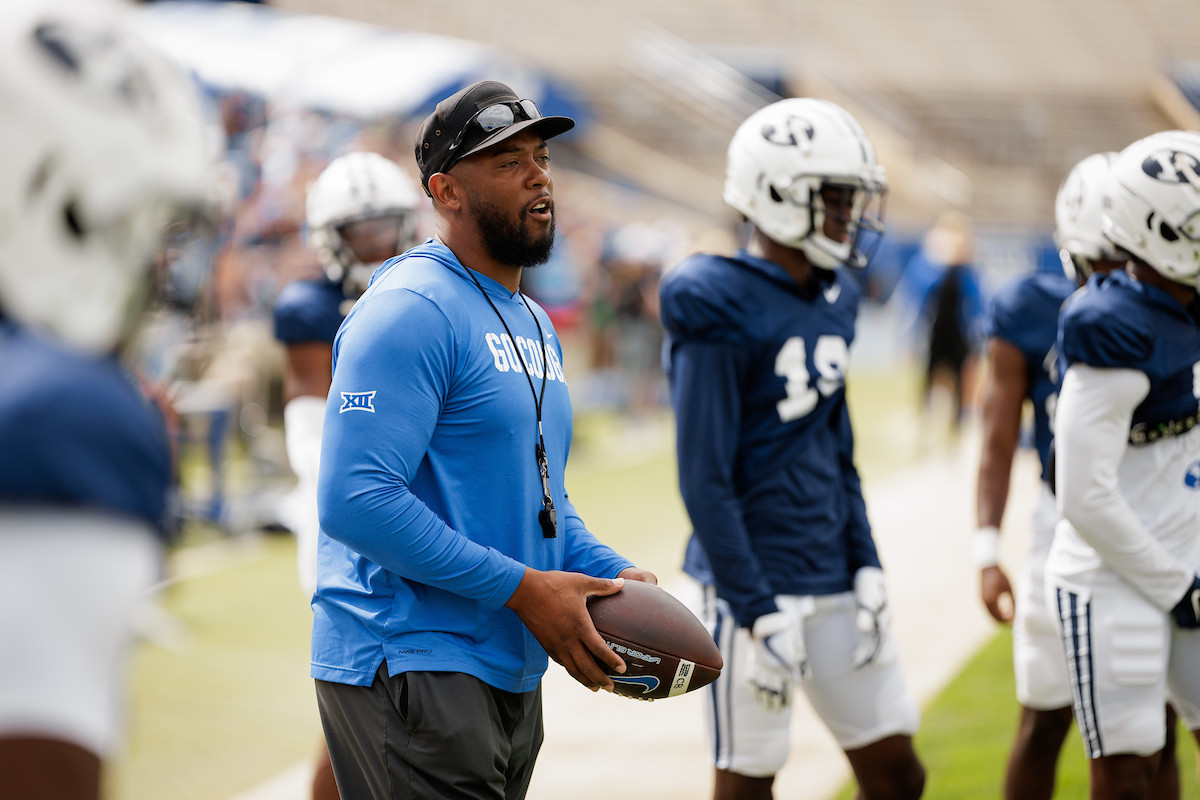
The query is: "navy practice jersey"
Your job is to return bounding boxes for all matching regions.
[660,250,879,628]
[986,270,1075,482]
[0,322,173,537]
[1059,270,1200,431]
[272,275,347,346]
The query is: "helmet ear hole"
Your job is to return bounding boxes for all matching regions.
[768,185,784,203]
[1159,220,1179,242]
[63,201,85,240]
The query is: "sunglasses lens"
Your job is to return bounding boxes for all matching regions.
[474,100,543,134]
[518,99,540,120]
[475,104,516,132]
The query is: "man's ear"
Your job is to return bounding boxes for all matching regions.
[428,173,461,211]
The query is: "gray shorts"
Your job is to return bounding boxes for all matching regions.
[315,666,543,799]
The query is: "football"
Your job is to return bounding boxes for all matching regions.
[587,580,722,701]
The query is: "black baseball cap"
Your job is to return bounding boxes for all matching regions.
[414,80,575,196]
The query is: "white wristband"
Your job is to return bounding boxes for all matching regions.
[973,526,1001,568]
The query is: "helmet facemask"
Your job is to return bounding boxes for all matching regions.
[770,174,887,270]
[316,211,419,298]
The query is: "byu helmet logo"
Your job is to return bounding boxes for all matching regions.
[1062,174,1086,221]
[761,115,816,148]
[1141,150,1200,190]
[1185,460,1200,489]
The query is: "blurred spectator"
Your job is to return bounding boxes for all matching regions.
[578,231,619,398]
[600,222,675,415]
[519,229,586,329]
[896,210,986,430]
[132,210,232,523]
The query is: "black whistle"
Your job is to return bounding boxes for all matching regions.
[539,505,557,538]
[535,441,557,537]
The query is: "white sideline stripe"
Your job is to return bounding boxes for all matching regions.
[227,761,311,800]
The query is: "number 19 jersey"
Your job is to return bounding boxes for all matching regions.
[659,250,879,628]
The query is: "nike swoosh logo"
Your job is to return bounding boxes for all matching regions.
[612,675,660,694]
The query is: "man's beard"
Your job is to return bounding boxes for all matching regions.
[473,195,555,268]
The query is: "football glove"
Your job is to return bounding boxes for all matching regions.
[1171,575,1200,629]
[852,567,890,669]
[747,610,809,712]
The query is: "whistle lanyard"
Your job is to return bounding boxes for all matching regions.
[466,268,558,538]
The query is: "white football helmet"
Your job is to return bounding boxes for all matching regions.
[1054,152,1121,283]
[1103,130,1200,287]
[306,151,421,297]
[724,98,887,269]
[0,0,212,355]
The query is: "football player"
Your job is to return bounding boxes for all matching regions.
[1046,130,1200,799]
[659,98,925,800]
[975,152,1179,798]
[273,150,421,597]
[271,150,421,800]
[0,1,212,797]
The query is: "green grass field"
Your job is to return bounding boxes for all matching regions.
[104,365,1199,799]
[831,628,1199,799]
[106,532,318,800]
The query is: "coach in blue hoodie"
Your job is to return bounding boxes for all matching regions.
[311,80,656,800]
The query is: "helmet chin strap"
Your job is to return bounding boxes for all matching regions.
[800,234,852,270]
[779,184,855,270]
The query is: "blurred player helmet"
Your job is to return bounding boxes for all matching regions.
[1103,130,1200,287]
[305,151,421,297]
[724,98,887,269]
[0,0,212,355]
[1054,152,1121,283]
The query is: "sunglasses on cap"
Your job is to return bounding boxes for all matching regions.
[442,99,543,168]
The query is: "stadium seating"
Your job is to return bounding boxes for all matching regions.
[275,0,1200,228]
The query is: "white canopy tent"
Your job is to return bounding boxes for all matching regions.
[130,2,591,124]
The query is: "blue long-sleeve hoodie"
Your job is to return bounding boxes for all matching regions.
[311,241,633,692]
